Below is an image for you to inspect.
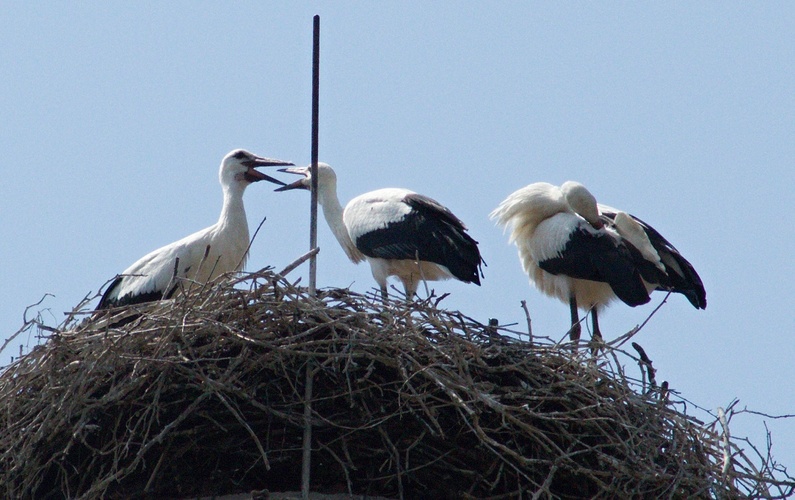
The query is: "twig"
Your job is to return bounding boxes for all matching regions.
[416,250,430,300]
[1,294,53,358]
[718,406,732,479]
[736,408,795,420]
[277,247,320,277]
[631,342,656,389]
[520,300,533,343]
[237,216,268,271]
[608,291,671,349]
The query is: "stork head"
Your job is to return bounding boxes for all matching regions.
[274,162,336,193]
[219,149,293,190]
[561,181,603,229]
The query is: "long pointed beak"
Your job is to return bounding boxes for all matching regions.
[243,157,295,168]
[242,156,294,185]
[245,168,286,186]
[274,166,311,192]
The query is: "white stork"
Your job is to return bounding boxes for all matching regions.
[97,149,293,309]
[276,163,483,300]
[490,181,706,343]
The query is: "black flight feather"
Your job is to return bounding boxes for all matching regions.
[599,210,706,309]
[354,193,483,285]
[538,225,651,307]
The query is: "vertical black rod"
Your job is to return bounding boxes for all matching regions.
[301,365,314,499]
[309,15,320,296]
[302,16,320,500]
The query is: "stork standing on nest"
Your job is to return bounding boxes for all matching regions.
[97,149,293,309]
[490,181,706,343]
[277,163,484,300]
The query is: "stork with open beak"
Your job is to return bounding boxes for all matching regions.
[97,149,293,309]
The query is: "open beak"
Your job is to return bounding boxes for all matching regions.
[274,166,311,192]
[242,156,294,185]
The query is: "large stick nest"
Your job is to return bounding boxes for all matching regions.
[0,268,792,499]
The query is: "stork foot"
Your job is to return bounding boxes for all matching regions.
[588,334,605,356]
[588,309,604,355]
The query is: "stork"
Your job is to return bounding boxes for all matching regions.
[490,181,706,343]
[276,163,483,300]
[97,149,293,309]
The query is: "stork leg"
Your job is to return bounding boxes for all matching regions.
[568,295,581,343]
[590,308,603,343]
[379,285,388,303]
[403,277,419,303]
[589,308,604,354]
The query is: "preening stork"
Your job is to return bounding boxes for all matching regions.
[97,149,293,309]
[276,163,483,300]
[490,181,706,343]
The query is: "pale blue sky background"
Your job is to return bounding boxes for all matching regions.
[2,3,794,474]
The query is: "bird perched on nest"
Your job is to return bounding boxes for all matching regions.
[276,163,484,300]
[97,149,293,309]
[491,181,706,343]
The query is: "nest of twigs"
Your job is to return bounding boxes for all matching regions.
[0,267,792,499]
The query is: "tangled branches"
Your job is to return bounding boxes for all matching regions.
[0,269,792,499]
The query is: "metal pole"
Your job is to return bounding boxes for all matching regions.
[309,15,320,297]
[302,15,320,500]
[301,362,314,500]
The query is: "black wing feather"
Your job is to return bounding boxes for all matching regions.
[600,210,706,309]
[354,194,483,285]
[97,276,178,309]
[538,226,651,307]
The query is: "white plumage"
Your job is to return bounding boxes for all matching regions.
[277,163,483,300]
[97,149,293,309]
[491,181,706,342]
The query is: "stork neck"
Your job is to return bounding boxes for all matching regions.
[317,182,359,261]
[218,184,248,230]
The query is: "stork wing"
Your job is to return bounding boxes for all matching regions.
[599,205,706,309]
[353,193,483,285]
[538,224,651,307]
[96,228,218,309]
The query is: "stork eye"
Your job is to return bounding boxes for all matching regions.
[233,151,249,160]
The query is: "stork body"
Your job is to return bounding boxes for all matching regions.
[491,181,705,342]
[278,164,483,300]
[97,149,293,309]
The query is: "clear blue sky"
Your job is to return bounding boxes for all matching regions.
[2,3,794,474]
